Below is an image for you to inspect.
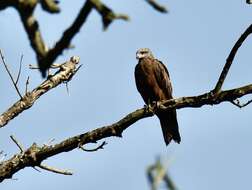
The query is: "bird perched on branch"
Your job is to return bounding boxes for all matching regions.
[134,48,181,145]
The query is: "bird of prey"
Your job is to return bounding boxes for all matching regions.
[134,48,181,145]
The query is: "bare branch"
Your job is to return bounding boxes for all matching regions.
[40,1,93,76]
[213,24,252,93]
[0,56,80,128]
[231,98,252,108]
[15,54,23,85]
[25,76,30,94]
[90,0,129,30]
[17,1,48,62]
[0,50,23,99]
[38,164,73,175]
[10,135,24,153]
[145,0,168,13]
[79,141,107,152]
[147,157,177,190]
[2,81,252,181]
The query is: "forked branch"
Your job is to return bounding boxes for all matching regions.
[0,56,81,128]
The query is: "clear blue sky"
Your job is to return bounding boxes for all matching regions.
[1,1,252,189]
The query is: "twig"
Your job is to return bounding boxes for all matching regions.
[79,141,107,152]
[90,0,129,30]
[0,50,23,99]
[231,99,252,108]
[15,54,23,85]
[38,164,73,175]
[25,76,30,94]
[32,167,41,173]
[147,157,177,190]
[213,24,252,93]
[145,0,168,13]
[10,135,24,153]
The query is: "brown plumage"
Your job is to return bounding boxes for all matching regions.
[134,48,181,145]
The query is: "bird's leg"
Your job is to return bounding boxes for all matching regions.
[152,101,162,112]
[144,99,153,113]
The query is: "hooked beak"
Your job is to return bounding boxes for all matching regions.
[136,53,141,59]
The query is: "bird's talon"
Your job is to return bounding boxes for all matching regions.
[144,104,152,113]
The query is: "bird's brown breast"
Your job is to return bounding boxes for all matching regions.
[135,58,168,104]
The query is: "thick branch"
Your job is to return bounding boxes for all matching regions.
[17,0,48,60]
[42,0,129,75]
[40,1,93,76]
[0,56,80,128]
[1,83,252,182]
[213,24,252,93]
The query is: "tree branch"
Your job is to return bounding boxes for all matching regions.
[42,0,129,76]
[213,24,252,93]
[38,164,73,175]
[90,0,129,30]
[39,1,93,76]
[10,135,24,153]
[0,50,23,99]
[17,0,48,61]
[1,82,252,182]
[231,98,252,108]
[0,56,80,128]
[1,1,160,77]
[145,0,168,13]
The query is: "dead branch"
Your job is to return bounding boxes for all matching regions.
[79,141,107,152]
[145,0,168,13]
[15,54,23,85]
[231,99,252,108]
[10,135,24,153]
[90,0,129,30]
[38,164,73,175]
[0,50,23,99]
[213,24,252,93]
[1,23,252,182]
[147,157,176,190]
[1,80,252,182]
[0,1,162,76]
[0,56,80,128]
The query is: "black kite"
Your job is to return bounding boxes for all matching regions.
[134,48,181,145]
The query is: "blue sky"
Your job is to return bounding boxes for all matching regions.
[1,1,252,189]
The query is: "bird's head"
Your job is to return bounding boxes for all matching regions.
[136,48,154,60]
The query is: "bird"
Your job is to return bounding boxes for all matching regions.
[134,48,181,145]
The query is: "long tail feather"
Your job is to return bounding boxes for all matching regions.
[157,109,181,145]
